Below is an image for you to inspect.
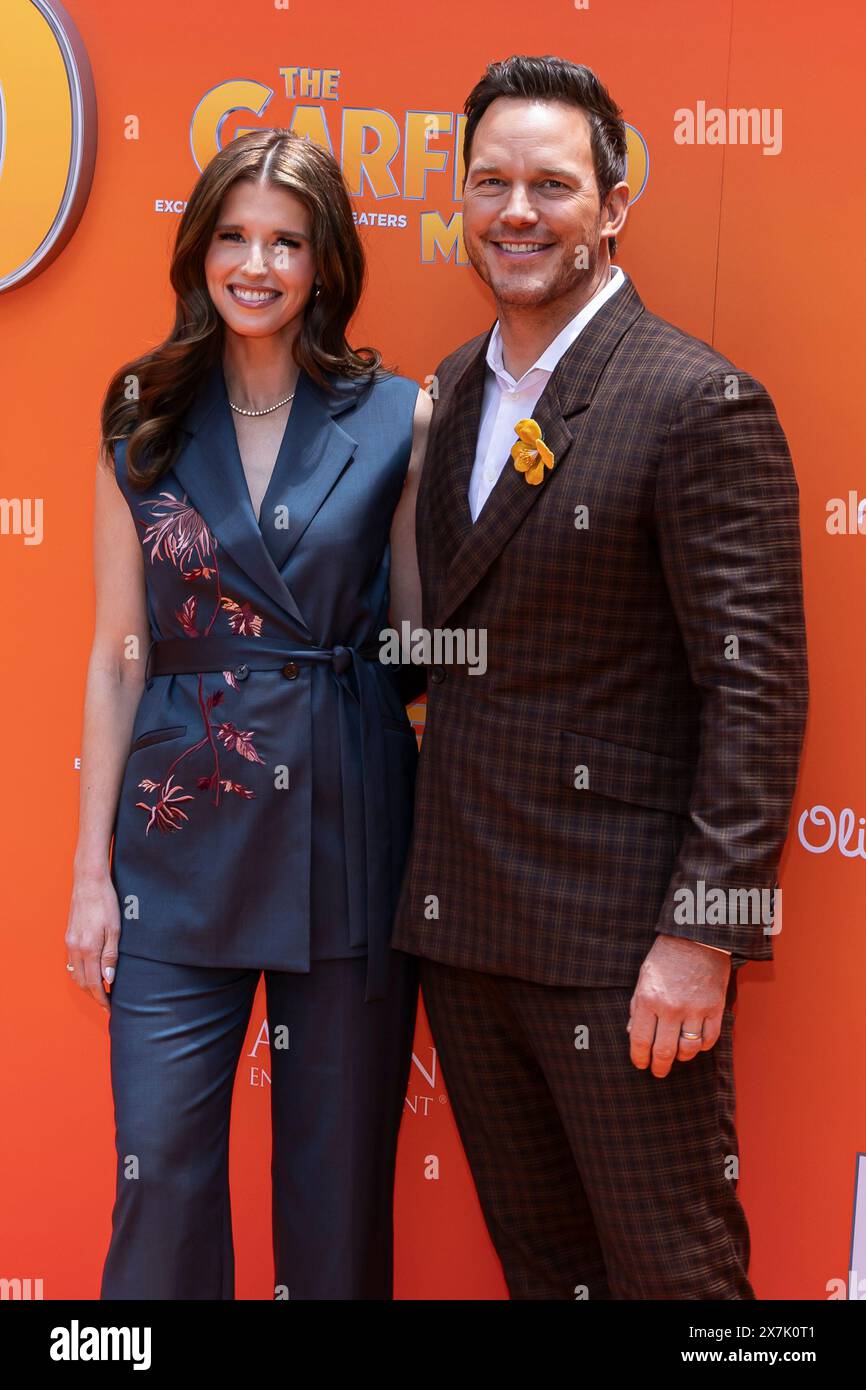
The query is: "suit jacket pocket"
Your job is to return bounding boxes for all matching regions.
[559,728,693,816]
[129,724,188,752]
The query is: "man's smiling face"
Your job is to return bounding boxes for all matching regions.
[462,98,608,309]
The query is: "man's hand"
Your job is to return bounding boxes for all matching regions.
[627,933,731,1077]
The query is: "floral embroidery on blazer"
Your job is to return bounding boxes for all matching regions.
[133,491,264,834]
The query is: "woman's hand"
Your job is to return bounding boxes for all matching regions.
[65,871,121,1012]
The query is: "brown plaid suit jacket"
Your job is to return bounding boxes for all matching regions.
[392,273,809,986]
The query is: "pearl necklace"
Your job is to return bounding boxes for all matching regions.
[229,390,295,417]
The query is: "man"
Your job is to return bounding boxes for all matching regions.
[392,55,808,1299]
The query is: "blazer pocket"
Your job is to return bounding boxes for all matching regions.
[130,724,188,752]
[559,728,693,816]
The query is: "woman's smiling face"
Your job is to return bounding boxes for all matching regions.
[204,178,318,339]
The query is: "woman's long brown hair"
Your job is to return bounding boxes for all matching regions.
[100,129,387,490]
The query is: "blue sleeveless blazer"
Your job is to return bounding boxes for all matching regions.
[109,359,420,1000]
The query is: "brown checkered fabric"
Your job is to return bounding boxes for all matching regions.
[392,275,808,983]
[420,957,752,1300]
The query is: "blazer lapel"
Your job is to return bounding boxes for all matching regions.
[432,326,493,555]
[434,275,646,628]
[172,360,360,634]
[257,367,360,576]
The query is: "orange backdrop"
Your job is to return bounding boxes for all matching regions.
[2,0,863,1300]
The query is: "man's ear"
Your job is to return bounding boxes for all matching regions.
[602,180,630,237]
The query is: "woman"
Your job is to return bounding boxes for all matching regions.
[66,129,431,1300]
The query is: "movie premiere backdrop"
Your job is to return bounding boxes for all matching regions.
[1,0,863,1301]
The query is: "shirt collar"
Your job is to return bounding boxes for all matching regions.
[485,263,626,390]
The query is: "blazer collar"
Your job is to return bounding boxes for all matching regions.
[433,274,646,627]
[172,358,365,635]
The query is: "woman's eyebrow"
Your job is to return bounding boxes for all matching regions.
[214,222,309,238]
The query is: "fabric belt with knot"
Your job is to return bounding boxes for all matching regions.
[145,633,394,1002]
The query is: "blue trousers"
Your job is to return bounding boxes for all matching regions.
[100,950,418,1300]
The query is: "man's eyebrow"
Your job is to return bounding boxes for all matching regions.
[535,166,581,181]
[467,163,581,181]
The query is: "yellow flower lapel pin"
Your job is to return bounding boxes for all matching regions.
[511,418,555,486]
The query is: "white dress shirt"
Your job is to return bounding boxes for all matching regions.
[468,263,626,523]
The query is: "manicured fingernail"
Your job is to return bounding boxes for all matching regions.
[103,967,115,982]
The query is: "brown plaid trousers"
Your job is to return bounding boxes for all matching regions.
[392,273,809,1298]
[420,959,749,1299]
